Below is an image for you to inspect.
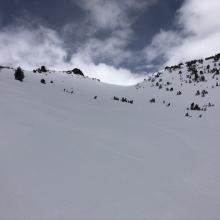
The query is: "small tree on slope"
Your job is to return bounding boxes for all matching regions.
[14,67,25,82]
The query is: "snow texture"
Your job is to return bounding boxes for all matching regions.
[0,56,220,219]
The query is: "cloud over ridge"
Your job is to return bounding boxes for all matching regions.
[145,0,220,67]
[0,24,144,85]
[0,0,220,85]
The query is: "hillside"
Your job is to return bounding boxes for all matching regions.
[0,54,220,219]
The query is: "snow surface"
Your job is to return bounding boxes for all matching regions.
[0,58,220,219]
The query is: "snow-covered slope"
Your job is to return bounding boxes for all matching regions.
[1,55,220,219]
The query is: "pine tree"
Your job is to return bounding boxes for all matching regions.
[14,67,25,82]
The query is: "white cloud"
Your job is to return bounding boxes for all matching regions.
[178,0,220,35]
[70,52,145,85]
[145,30,182,63]
[145,0,220,66]
[0,26,67,69]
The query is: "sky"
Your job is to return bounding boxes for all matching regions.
[0,0,220,85]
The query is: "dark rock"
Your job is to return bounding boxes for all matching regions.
[113,96,119,101]
[40,66,47,72]
[150,98,156,103]
[121,97,128,103]
[41,79,46,84]
[73,68,84,77]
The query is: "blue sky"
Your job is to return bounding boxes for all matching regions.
[0,0,220,85]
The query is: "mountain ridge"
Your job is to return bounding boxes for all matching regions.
[0,53,220,219]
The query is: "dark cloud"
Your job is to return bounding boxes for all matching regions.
[0,0,82,28]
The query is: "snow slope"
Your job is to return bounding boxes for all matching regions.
[0,56,220,219]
